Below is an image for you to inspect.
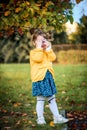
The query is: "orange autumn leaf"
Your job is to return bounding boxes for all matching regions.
[16,120,21,125]
[22,113,28,117]
[76,0,81,3]
[13,102,21,107]
[4,11,11,16]
[50,121,55,127]
[15,7,22,13]
[2,109,7,113]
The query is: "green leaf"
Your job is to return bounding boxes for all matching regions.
[9,0,13,4]
[29,7,34,16]
[13,14,19,22]
[69,15,74,24]
[32,4,39,10]
[69,10,73,15]
[67,15,74,24]
[0,1,73,31]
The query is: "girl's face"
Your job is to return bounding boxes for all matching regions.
[35,35,47,48]
[36,35,46,44]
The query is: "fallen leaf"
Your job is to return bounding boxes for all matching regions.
[15,112,22,116]
[25,104,31,107]
[13,102,21,107]
[10,111,15,115]
[45,105,49,108]
[22,118,27,123]
[62,91,66,94]
[8,100,12,103]
[28,120,33,124]
[16,120,21,125]
[31,100,35,103]
[3,127,11,130]
[2,109,8,113]
[50,121,55,127]
[68,118,74,121]
[32,124,36,127]
[33,111,37,115]
[67,113,74,118]
[22,113,28,117]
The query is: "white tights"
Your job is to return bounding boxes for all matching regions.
[36,95,60,119]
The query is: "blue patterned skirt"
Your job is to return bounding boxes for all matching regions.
[32,70,57,97]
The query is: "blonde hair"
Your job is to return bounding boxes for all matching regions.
[30,28,53,44]
[32,29,46,43]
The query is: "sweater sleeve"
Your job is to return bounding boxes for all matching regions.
[46,49,56,61]
[30,48,44,63]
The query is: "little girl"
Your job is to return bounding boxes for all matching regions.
[30,29,68,124]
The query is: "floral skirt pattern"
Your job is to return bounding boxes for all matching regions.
[32,70,57,97]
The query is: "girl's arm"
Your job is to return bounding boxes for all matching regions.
[30,49,44,63]
[46,49,56,61]
[45,42,56,61]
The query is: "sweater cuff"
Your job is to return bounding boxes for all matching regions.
[46,45,51,51]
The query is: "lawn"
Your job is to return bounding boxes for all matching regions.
[0,64,87,130]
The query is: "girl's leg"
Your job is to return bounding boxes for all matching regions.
[36,96,46,124]
[47,95,69,123]
[47,95,60,117]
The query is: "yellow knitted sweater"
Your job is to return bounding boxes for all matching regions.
[30,48,56,82]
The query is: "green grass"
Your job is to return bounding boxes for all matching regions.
[0,64,87,130]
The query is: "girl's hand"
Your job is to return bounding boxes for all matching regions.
[35,39,42,48]
[41,40,51,49]
[46,42,51,51]
[46,41,51,48]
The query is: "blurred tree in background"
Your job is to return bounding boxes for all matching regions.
[0,0,74,63]
[0,0,85,63]
[69,16,87,44]
[52,30,68,44]
[79,16,87,43]
[0,0,73,37]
